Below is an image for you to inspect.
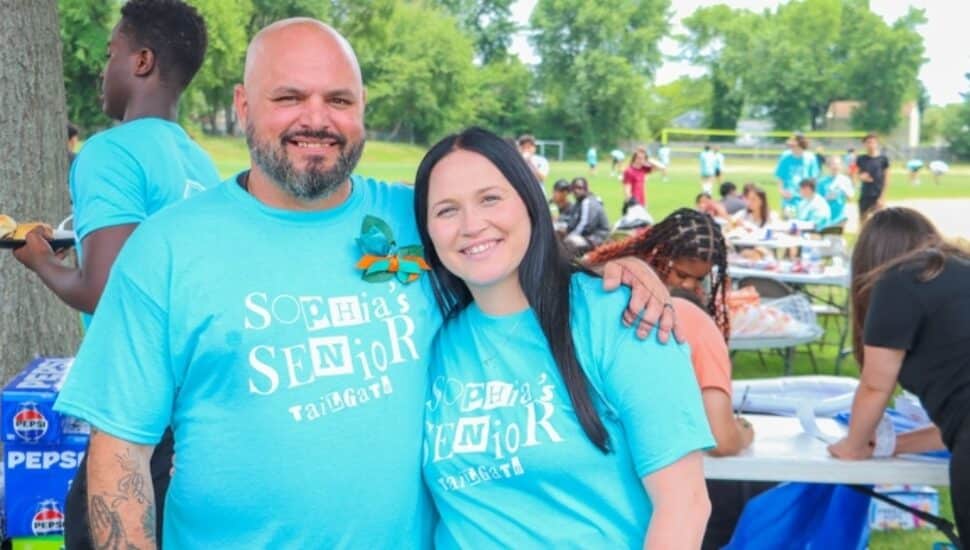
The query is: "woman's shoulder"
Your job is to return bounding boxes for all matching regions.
[671,298,721,341]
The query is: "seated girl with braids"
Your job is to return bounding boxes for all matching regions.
[415,128,714,549]
[587,208,754,456]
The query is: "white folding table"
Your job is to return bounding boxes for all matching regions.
[705,414,949,486]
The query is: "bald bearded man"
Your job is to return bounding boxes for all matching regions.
[55,19,675,548]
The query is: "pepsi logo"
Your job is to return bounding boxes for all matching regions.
[12,402,49,443]
[31,499,65,535]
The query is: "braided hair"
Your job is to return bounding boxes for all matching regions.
[587,208,731,340]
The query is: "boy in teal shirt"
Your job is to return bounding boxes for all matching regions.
[13,2,217,547]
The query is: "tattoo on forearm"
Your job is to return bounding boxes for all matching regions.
[88,448,156,550]
[141,503,156,542]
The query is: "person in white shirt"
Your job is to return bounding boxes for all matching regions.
[517,134,550,184]
[795,178,831,228]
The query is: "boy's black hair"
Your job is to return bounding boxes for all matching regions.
[119,0,208,89]
[719,181,737,198]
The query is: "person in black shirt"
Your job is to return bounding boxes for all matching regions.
[828,207,970,546]
[853,133,890,220]
[563,176,609,256]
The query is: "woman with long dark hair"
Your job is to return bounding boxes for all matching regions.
[415,128,713,548]
[732,184,775,229]
[828,208,970,546]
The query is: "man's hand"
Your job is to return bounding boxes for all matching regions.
[600,257,680,343]
[827,436,874,461]
[859,171,873,183]
[11,226,56,271]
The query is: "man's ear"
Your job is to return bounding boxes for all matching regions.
[233,84,248,127]
[133,47,156,78]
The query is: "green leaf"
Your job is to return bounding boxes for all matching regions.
[360,215,395,243]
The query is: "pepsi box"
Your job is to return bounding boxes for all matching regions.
[3,357,89,445]
[4,435,87,537]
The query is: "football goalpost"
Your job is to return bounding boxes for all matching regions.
[659,128,867,158]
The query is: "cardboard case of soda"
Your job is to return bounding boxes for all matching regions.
[2,358,89,538]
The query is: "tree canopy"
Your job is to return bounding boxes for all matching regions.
[59,0,934,153]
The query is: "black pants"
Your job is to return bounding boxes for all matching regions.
[702,479,777,549]
[858,195,879,220]
[951,416,970,548]
[65,428,175,549]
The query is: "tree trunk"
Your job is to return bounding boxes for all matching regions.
[0,1,81,383]
[224,103,236,136]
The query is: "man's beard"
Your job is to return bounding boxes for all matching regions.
[246,122,365,202]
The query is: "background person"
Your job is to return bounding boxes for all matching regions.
[517,133,549,184]
[719,181,747,216]
[816,156,854,227]
[586,146,597,173]
[713,145,726,184]
[844,147,858,183]
[657,143,671,182]
[588,213,761,549]
[829,207,970,547]
[774,133,819,214]
[795,178,831,229]
[564,176,610,256]
[854,133,890,220]
[550,178,574,222]
[610,147,625,176]
[930,159,949,185]
[414,127,713,549]
[732,184,776,230]
[621,147,663,207]
[696,192,728,220]
[699,145,717,193]
[12,1,217,547]
[906,158,924,185]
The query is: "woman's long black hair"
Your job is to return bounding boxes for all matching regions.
[413,127,610,453]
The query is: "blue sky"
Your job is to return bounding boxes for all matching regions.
[510,0,969,105]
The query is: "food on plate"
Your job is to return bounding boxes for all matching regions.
[9,222,53,240]
[0,215,15,238]
[0,215,54,240]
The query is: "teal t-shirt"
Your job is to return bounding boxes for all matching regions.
[796,193,832,228]
[55,175,437,548]
[774,151,819,208]
[699,151,717,176]
[69,117,220,326]
[423,273,714,549]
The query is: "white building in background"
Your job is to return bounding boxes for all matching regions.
[824,100,920,149]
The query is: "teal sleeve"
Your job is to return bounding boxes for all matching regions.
[70,138,148,240]
[54,225,175,444]
[601,333,714,477]
[575,279,714,478]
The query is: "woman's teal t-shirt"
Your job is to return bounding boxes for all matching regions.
[423,273,714,548]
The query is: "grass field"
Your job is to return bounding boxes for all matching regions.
[196,134,967,548]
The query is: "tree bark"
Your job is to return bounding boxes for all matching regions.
[0,1,81,383]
